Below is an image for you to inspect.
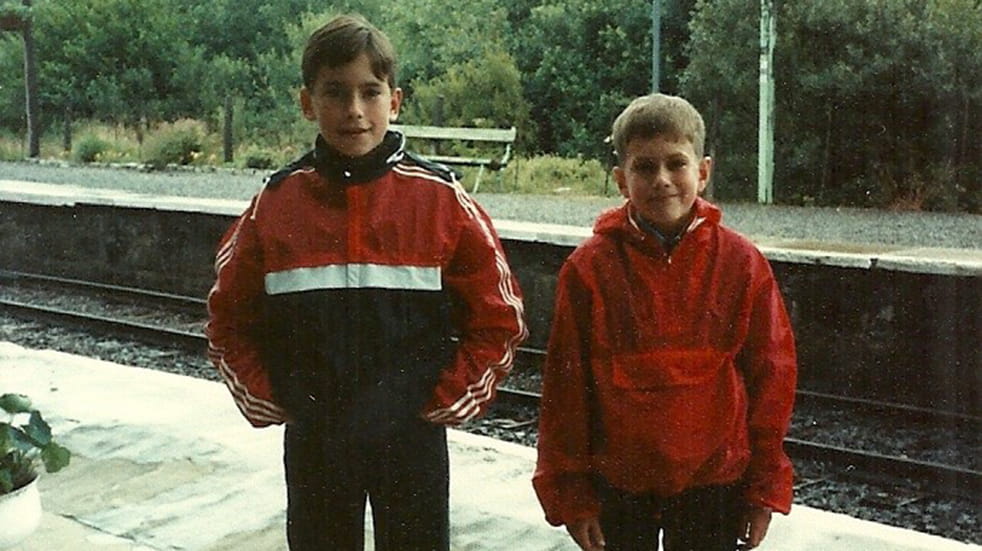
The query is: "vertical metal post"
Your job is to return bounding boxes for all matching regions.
[651,0,661,93]
[757,0,775,204]
[22,0,40,158]
[223,95,234,163]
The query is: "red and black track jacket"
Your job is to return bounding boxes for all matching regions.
[206,132,527,430]
[533,198,797,526]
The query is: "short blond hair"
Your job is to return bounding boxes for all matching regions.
[611,94,706,160]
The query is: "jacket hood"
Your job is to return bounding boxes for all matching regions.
[594,197,723,242]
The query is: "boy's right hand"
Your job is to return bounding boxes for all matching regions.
[567,517,605,551]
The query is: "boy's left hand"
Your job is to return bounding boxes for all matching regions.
[737,506,772,549]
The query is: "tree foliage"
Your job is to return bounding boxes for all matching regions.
[683,0,982,209]
[403,50,534,150]
[2,0,980,210]
[30,0,209,125]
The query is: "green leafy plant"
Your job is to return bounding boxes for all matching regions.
[73,134,111,164]
[143,119,209,169]
[0,393,71,495]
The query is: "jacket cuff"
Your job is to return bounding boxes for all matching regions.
[533,472,601,527]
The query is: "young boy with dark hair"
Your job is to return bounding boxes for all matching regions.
[206,14,527,551]
[533,93,797,551]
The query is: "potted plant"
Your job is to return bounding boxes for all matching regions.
[0,393,71,549]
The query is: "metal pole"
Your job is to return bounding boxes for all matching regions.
[757,0,775,204]
[651,0,661,93]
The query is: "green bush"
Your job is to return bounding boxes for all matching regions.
[72,134,111,163]
[143,119,208,169]
[235,144,277,170]
[497,155,611,196]
[0,131,22,161]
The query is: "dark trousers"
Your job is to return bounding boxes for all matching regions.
[596,478,741,551]
[284,419,450,551]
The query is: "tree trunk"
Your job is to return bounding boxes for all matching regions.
[23,0,40,158]
[223,94,234,163]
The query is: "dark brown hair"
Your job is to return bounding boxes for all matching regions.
[301,14,397,89]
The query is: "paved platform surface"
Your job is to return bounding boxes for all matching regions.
[2,342,980,551]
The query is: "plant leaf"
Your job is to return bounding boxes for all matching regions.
[6,425,33,452]
[41,442,71,473]
[0,424,12,450]
[0,393,32,414]
[23,411,52,447]
[0,469,12,494]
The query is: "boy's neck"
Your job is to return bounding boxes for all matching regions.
[631,209,693,252]
[313,131,404,184]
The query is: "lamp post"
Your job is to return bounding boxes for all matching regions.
[651,0,661,93]
[757,0,775,204]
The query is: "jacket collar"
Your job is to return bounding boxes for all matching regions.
[594,197,722,248]
[312,130,406,185]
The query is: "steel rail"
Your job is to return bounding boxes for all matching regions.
[0,269,206,309]
[0,298,205,352]
[496,383,982,502]
[4,296,980,503]
[513,347,982,426]
[7,269,981,425]
[783,438,982,502]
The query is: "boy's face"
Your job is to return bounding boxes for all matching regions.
[614,135,712,235]
[300,52,402,158]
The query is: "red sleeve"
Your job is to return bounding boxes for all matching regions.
[737,263,798,514]
[421,198,527,425]
[205,198,287,427]
[532,261,601,526]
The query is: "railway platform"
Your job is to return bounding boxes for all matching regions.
[2,342,979,551]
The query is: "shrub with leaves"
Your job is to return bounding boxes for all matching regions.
[0,393,71,494]
[73,134,111,164]
[500,155,610,196]
[143,119,209,169]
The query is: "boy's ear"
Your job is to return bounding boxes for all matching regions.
[389,87,403,122]
[613,166,630,199]
[697,156,713,193]
[299,87,316,121]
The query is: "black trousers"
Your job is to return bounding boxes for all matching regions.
[596,478,741,551]
[284,418,450,551]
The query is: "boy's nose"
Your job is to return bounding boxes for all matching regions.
[653,168,672,187]
[345,96,365,118]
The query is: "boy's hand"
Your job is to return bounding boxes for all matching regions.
[567,517,605,551]
[737,506,772,549]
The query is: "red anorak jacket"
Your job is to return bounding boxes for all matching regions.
[533,198,796,527]
[206,132,527,430]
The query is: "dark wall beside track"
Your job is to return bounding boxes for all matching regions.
[1,199,979,417]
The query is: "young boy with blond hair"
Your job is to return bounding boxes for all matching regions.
[534,93,797,551]
[206,14,526,550]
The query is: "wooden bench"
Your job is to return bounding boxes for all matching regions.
[392,124,517,192]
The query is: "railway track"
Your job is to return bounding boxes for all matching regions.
[2,270,981,504]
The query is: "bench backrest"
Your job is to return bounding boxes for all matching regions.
[392,124,517,144]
